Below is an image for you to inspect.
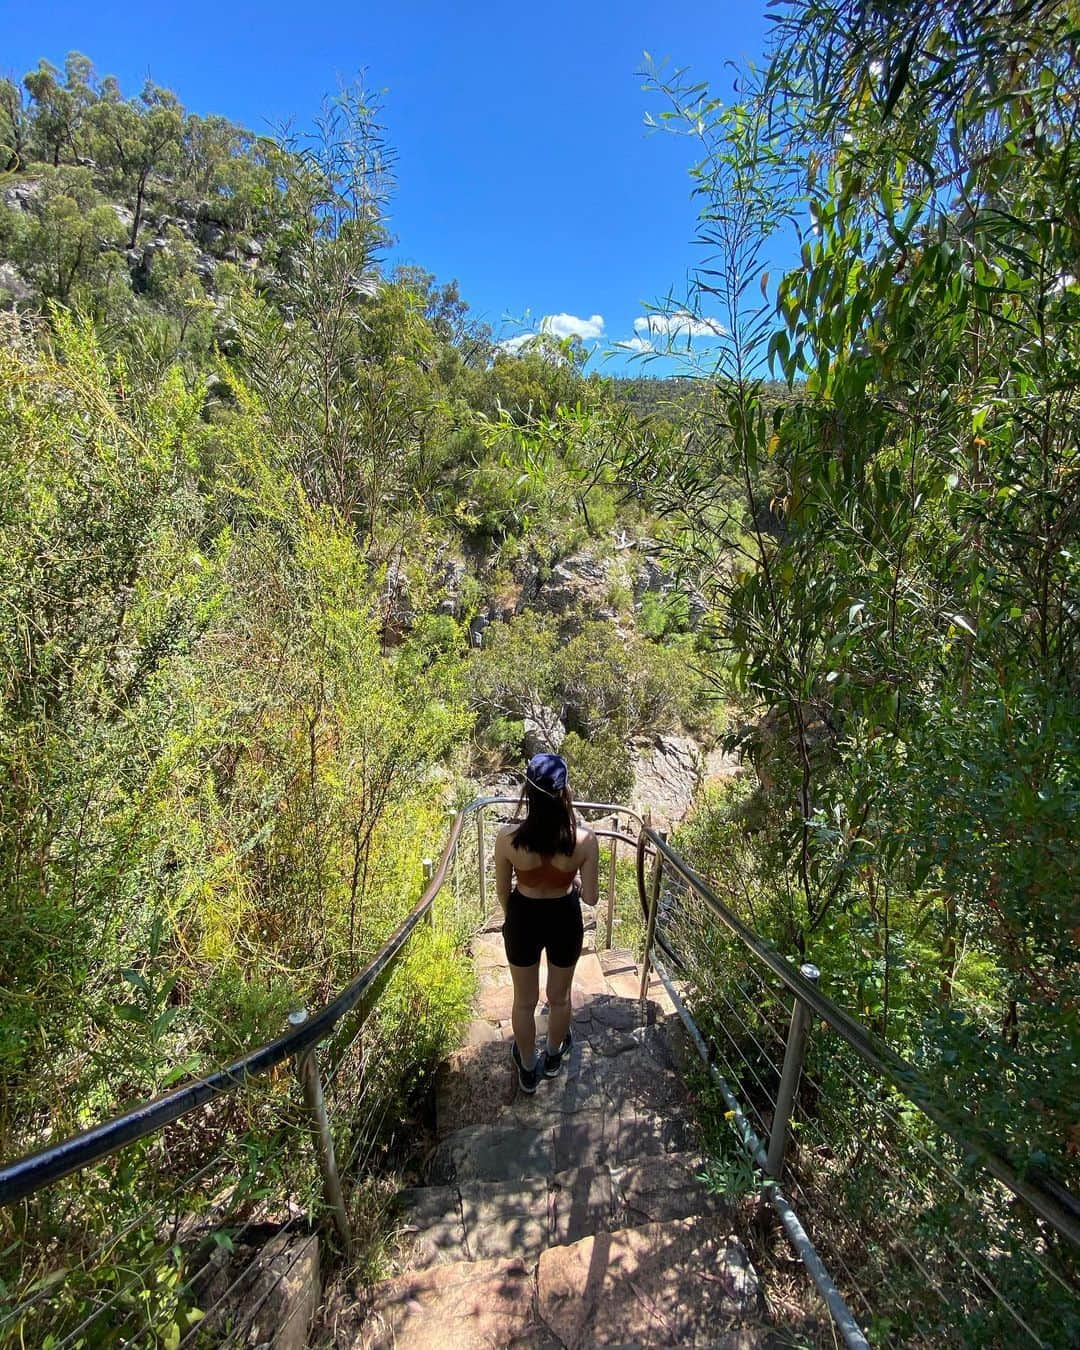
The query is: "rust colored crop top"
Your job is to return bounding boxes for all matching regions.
[514,855,579,889]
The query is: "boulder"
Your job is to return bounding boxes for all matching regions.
[468,610,490,648]
[0,263,34,305]
[436,559,467,616]
[109,202,135,234]
[633,557,668,597]
[521,551,613,631]
[522,706,566,756]
[381,560,417,644]
[125,236,175,292]
[192,1227,319,1350]
[630,733,703,827]
[1,179,43,213]
[199,221,229,255]
[704,742,743,784]
[154,213,195,240]
[244,1231,319,1350]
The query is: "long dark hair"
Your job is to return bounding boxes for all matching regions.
[512,782,577,856]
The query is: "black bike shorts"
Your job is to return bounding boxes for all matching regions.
[502,887,584,969]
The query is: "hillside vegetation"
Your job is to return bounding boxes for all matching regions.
[0,54,727,1342]
[1,5,1078,1343]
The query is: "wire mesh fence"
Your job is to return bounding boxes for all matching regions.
[0,1073,312,1346]
[0,808,481,1346]
[649,854,1080,1349]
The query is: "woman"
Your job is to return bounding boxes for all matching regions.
[494,752,599,1093]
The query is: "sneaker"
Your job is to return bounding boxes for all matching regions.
[542,1028,574,1078]
[511,1041,540,1094]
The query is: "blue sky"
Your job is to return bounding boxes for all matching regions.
[3,1,773,374]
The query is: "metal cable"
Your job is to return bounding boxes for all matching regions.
[173,1126,312,1347]
[669,922,1055,1346]
[792,1047,1078,1319]
[217,1218,317,1347]
[178,1212,307,1347]
[660,929,948,1349]
[53,1128,300,1349]
[797,1049,1078,1303]
[779,1166,935,1347]
[780,1108,964,1335]
[2,1115,265,1342]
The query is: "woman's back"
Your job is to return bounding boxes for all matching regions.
[502,827,593,897]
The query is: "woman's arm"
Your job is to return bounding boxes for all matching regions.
[494,829,513,915]
[579,831,600,908]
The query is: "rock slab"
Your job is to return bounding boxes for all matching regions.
[359,1256,537,1349]
[536,1216,762,1348]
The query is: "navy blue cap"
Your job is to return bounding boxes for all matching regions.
[525,752,568,796]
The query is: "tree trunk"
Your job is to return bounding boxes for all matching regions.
[129,167,149,249]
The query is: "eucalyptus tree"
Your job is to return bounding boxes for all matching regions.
[631,0,1079,1188]
[0,77,31,171]
[22,59,75,166]
[233,83,439,547]
[9,166,125,304]
[87,80,184,246]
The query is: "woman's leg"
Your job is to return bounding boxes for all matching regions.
[508,961,541,1062]
[545,960,577,1052]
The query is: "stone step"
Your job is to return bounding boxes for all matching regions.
[436,1013,691,1138]
[342,915,773,1346]
[536,1216,765,1348]
[431,1095,696,1186]
[355,1254,541,1349]
[393,1151,739,1271]
[362,1217,765,1348]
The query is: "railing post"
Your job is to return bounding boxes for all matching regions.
[603,827,618,952]
[639,827,666,1008]
[289,1009,352,1255]
[422,858,434,926]
[477,809,487,916]
[448,807,459,908]
[766,963,820,1179]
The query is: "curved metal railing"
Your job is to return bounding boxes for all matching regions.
[0,796,638,1209]
[0,796,644,1345]
[4,794,1075,1347]
[634,824,1080,1348]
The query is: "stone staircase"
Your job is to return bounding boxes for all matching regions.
[337,915,774,1348]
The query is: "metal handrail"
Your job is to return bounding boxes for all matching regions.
[0,796,640,1209]
[635,825,1080,1249]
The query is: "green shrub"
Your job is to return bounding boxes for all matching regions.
[481,715,526,759]
[561,730,633,805]
[638,590,691,640]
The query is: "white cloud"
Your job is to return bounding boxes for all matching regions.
[541,312,605,340]
[634,310,725,339]
[497,333,536,355]
[497,310,605,356]
[615,336,655,354]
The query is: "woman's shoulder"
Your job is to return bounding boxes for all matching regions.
[496,821,520,848]
[575,823,598,853]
